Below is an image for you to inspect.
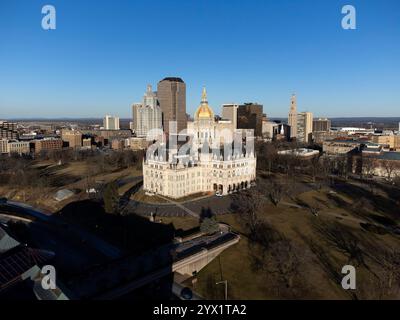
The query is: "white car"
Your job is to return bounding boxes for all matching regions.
[215,192,223,197]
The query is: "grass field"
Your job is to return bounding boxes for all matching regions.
[179,179,400,300]
[0,159,142,212]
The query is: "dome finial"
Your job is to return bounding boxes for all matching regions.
[201,87,207,103]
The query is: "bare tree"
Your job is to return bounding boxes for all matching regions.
[232,190,263,234]
[313,221,365,267]
[375,249,400,299]
[269,181,283,206]
[256,142,277,174]
[381,160,399,182]
[319,156,336,187]
[309,154,322,183]
[248,224,309,298]
[362,155,377,179]
[336,155,350,180]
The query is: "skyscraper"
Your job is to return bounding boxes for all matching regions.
[222,104,239,129]
[103,115,120,130]
[313,118,331,132]
[237,103,263,137]
[157,77,186,134]
[131,103,141,133]
[135,85,163,138]
[288,94,297,139]
[297,112,313,143]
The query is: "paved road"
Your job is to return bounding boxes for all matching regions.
[156,195,200,218]
[117,176,236,217]
[126,194,234,217]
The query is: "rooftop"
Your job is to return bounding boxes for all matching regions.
[377,151,400,161]
[160,77,184,83]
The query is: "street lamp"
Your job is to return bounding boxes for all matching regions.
[216,280,228,300]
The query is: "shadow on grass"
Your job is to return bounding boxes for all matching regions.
[332,182,399,222]
[56,200,175,255]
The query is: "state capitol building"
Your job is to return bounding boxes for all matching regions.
[143,88,257,199]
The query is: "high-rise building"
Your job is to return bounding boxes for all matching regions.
[131,103,142,133]
[297,112,313,143]
[0,121,18,140]
[103,115,120,130]
[132,104,140,134]
[135,85,163,138]
[288,94,297,139]
[313,118,331,132]
[157,77,186,134]
[222,104,239,129]
[237,103,263,137]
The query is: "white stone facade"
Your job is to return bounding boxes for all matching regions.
[143,88,257,199]
[143,150,256,199]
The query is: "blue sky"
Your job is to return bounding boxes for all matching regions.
[0,0,399,119]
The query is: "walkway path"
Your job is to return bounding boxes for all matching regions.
[127,193,234,217]
[155,195,199,218]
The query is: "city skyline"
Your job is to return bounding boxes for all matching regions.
[1,0,400,119]
[2,0,400,305]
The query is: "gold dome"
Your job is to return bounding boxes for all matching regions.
[195,87,214,120]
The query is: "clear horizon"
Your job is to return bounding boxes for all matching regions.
[1,0,399,119]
